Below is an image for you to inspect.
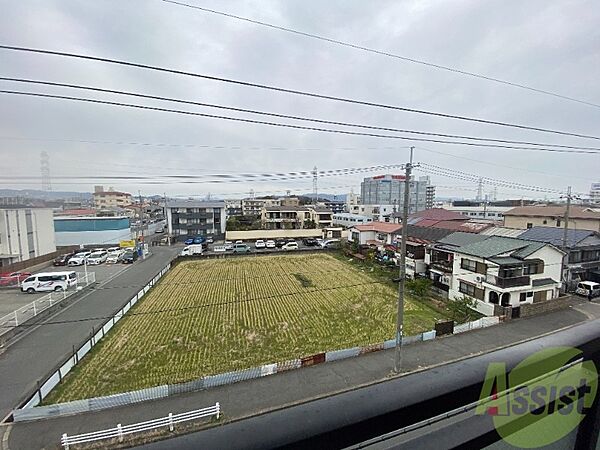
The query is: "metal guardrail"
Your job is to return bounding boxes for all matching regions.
[60,402,220,449]
[0,272,95,338]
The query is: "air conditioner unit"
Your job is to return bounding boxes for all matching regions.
[475,276,484,283]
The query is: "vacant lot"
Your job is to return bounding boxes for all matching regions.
[48,253,446,403]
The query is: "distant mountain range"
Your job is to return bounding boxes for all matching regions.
[0,189,92,200]
[301,193,347,202]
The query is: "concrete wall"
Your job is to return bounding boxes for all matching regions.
[520,295,573,317]
[226,229,322,240]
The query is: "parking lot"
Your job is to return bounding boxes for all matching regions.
[0,261,133,320]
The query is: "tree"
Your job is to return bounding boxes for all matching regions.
[303,219,316,229]
[406,278,432,298]
[448,295,479,323]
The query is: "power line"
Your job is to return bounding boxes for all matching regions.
[0,163,405,182]
[1,45,599,141]
[3,77,600,152]
[416,165,559,194]
[415,146,596,183]
[161,0,600,110]
[3,89,600,156]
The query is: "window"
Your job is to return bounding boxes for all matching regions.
[461,258,487,274]
[461,258,477,272]
[542,220,547,224]
[459,281,484,300]
[526,222,533,229]
[556,219,561,227]
[523,262,542,275]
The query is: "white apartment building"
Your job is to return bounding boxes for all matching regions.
[332,213,372,228]
[442,204,512,221]
[0,207,56,266]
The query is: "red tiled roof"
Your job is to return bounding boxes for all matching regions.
[353,222,402,233]
[54,208,97,216]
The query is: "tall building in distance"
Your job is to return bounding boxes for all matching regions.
[360,174,433,214]
[590,182,600,204]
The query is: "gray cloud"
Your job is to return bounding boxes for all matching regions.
[0,0,598,199]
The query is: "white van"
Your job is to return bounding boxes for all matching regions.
[575,281,600,299]
[21,271,78,293]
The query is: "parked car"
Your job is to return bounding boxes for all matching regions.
[224,241,234,250]
[282,242,299,251]
[265,240,276,249]
[53,252,76,266]
[180,244,203,256]
[155,227,165,234]
[106,250,125,264]
[68,251,92,266]
[255,240,266,249]
[21,271,77,293]
[0,271,32,286]
[235,240,243,244]
[576,281,600,299]
[193,236,206,245]
[87,251,108,265]
[302,238,319,247]
[213,245,227,253]
[122,251,138,264]
[184,238,194,245]
[275,239,287,248]
[106,246,121,253]
[233,243,252,253]
[321,239,341,249]
[206,236,214,244]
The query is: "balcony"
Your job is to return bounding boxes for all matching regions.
[484,274,530,288]
[430,260,453,273]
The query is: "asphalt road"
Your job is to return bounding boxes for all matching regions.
[0,263,129,318]
[0,246,180,422]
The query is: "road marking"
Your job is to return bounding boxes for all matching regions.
[0,424,11,450]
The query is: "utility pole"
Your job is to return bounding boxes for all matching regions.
[138,190,145,259]
[312,166,318,205]
[562,186,572,248]
[394,146,414,374]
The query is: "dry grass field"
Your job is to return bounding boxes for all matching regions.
[47,253,447,403]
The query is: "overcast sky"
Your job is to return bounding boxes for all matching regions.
[0,0,599,200]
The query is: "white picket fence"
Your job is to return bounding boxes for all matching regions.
[453,316,500,334]
[0,272,96,337]
[60,403,220,449]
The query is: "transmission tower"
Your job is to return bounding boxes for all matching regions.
[476,177,483,202]
[312,166,318,205]
[40,151,52,191]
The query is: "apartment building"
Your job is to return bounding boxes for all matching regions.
[261,206,310,230]
[241,198,281,216]
[332,213,372,228]
[360,174,432,215]
[165,201,226,240]
[309,206,333,228]
[0,207,56,266]
[93,186,132,209]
